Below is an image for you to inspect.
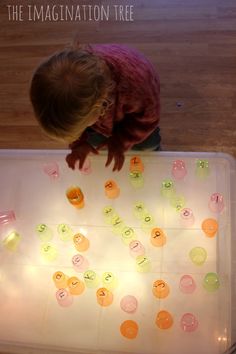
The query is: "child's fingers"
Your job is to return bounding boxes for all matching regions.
[65,153,76,170]
[118,155,125,170]
[79,155,87,169]
[112,154,125,171]
[105,150,125,171]
[105,150,113,167]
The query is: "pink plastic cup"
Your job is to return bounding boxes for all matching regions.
[72,254,89,272]
[208,193,224,213]
[180,208,195,227]
[172,160,187,180]
[0,210,16,225]
[120,295,138,314]
[179,275,196,294]
[56,289,73,307]
[43,162,59,179]
[180,313,198,332]
[129,240,145,258]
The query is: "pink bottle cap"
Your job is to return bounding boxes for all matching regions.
[180,313,198,332]
[208,193,224,213]
[129,240,145,257]
[72,254,89,272]
[0,210,16,225]
[179,275,196,294]
[120,295,138,313]
[180,208,195,227]
[171,160,187,180]
[43,162,59,179]
[56,289,73,307]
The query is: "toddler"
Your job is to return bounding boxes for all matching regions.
[30,43,161,171]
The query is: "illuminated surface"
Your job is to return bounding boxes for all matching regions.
[0,151,234,354]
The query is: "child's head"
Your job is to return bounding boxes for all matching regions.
[30,47,115,143]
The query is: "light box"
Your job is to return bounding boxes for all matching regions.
[0,150,235,354]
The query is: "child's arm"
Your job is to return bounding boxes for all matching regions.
[102,96,160,171]
[101,81,160,173]
[113,103,160,151]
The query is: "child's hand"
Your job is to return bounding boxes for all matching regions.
[66,141,98,170]
[98,138,125,171]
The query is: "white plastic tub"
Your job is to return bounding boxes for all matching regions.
[0,150,235,354]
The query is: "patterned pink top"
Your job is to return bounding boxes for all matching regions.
[73,44,160,151]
